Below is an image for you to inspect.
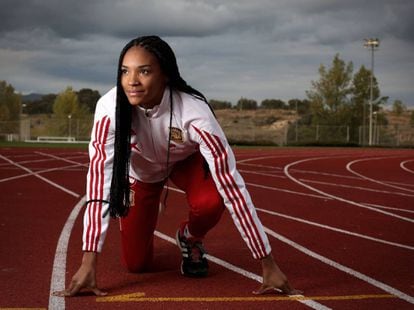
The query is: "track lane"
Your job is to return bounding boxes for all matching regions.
[1,147,413,309]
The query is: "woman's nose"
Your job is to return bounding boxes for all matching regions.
[128,73,140,85]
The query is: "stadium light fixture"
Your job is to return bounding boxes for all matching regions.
[364,38,380,146]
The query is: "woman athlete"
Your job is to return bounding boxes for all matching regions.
[53,35,300,297]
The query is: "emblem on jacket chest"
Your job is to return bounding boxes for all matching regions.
[170,127,184,143]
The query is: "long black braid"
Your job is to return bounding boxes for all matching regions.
[108,35,211,218]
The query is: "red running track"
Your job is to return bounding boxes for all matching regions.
[0,146,413,309]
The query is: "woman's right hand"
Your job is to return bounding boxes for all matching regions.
[52,252,107,297]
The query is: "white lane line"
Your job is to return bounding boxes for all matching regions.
[236,152,368,165]
[0,154,80,198]
[263,227,414,305]
[239,169,285,178]
[0,154,87,168]
[154,231,331,310]
[239,163,369,181]
[401,160,414,174]
[284,157,414,223]
[256,208,414,250]
[0,163,87,183]
[245,182,332,200]
[166,182,331,201]
[347,157,414,194]
[239,168,414,198]
[237,155,295,164]
[240,158,414,188]
[239,167,414,212]
[48,195,86,310]
[49,185,328,310]
[301,178,414,198]
[35,151,89,167]
[47,151,412,310]
[363,203,414,214]
[238,162,283,170]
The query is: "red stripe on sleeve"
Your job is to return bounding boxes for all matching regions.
[193,126,266,258]
[86,116,110,251]
[210,133,267,257]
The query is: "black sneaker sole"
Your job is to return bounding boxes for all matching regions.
[175,230,209,278]
[180,261,209,278]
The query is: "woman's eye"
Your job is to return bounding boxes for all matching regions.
[121,68,128,74]
[140,69,150,75]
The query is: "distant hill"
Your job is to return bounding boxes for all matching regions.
[22,93,44,102]
[215,109,298,145]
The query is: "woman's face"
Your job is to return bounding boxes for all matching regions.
[121,46,168,108]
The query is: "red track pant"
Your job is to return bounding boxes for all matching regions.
[119,153,225,272]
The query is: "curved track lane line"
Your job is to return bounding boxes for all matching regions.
[263,227,414,305]
[347,157,414,194]
[48,196,86,310]
[47,187,329,310]
[401,160,414,174]
[256,208,414,250]
[301,178,414,198]
[363,202,414,214]
[245,181,332,200]
[44,151,413,309]
[284,157,414,223]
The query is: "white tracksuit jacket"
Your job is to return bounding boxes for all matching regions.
[83,87,271,259]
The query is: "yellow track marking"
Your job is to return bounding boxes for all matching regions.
[96,292,395,302]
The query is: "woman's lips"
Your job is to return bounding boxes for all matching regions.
[127,90,144,97]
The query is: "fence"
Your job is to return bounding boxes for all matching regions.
[1,117,413,147]
[285,124,414,147]
[0,117,93,143]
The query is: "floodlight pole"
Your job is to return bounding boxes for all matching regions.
[364,38,379,146]
[68,114,72,138]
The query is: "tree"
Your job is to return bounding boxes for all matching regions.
[0,80,21,122]
[306,54,353,126]
[392,99,406,116]
[236,97,257,110]
[52,87,90,136]
[261,99,286,109]
[288,99,311,115]
[209,99,232,110]
[352,65,373,129]
[53,87,88,119]
[77,88,101,113]
[348,65,388,143]
[24,94,56,114]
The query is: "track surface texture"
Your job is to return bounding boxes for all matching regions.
[1,147,413,309]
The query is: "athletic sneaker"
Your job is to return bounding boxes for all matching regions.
[175,227,209,277]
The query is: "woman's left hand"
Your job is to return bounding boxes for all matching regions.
[253,254,303,296]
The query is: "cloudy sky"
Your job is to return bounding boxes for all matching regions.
[1,0,413,107]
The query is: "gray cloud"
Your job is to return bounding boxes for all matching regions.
[0,0,413,105]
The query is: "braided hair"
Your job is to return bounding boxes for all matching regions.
[108,35,208,218]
